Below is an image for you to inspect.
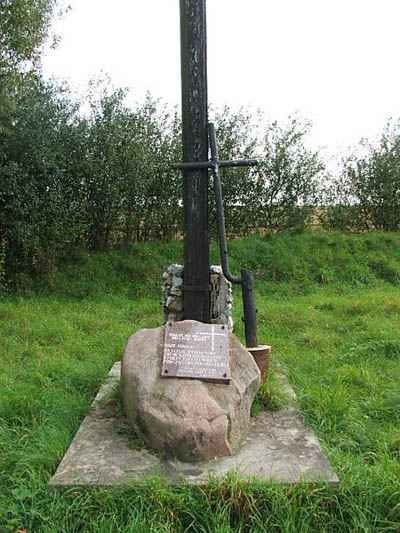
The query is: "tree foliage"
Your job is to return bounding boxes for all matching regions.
[212,111,324,235]
[81,81,182,249]
[3,6,400,287]
[0,74,329,284]
[0,76,86,278]
[322,120,400,232]
[253,117,323,231]
[0,76,183,281]
[0,0,57,73]
[0,0,61,137]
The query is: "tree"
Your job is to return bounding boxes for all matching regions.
[81,81,182,249]
[0,75,87,279]
[0,0,61,132]
[210,106,259,236]
[253,117,324,232]
[0,0,57,72]
[322,120,400,231]
[212,110,324,234]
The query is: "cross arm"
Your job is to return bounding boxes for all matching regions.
[172,159,258,171]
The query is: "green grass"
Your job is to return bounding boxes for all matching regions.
[1,232,400,532]
[251,368,290,415]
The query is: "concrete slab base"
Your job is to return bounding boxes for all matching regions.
[48,362,339,488]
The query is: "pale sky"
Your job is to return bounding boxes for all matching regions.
[42,0,400,159]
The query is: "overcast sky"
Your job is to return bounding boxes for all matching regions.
[42,0,400,158]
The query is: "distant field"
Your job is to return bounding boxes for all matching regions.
[1,232,399,532]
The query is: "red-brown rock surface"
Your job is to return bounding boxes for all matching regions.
[121,321,260,462]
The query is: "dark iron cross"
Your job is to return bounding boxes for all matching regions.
[175,0,258,347]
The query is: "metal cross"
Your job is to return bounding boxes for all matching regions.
[173,123,259,347]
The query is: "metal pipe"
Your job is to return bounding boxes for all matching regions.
[241,269,258,347]
[208,123,258,347]
[209,123,241,284]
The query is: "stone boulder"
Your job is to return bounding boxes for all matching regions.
[121,321,260,462]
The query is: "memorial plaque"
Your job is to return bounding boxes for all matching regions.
[161,321,230,384]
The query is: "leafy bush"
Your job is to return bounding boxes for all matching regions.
[80,81,182,249]
[253,116,324,232]
[211,111,324,236]
[0,77,182,282]
[322,120,400,231]
[0,76,87,280]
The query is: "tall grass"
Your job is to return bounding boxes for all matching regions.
[1,232,399,532]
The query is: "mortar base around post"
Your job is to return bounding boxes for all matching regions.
[247,345,271,381]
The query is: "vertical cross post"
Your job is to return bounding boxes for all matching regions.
[180,0,210,322]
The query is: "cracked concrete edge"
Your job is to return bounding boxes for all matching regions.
[92,361,121,406]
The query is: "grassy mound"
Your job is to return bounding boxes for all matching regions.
[14,231,400,299]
